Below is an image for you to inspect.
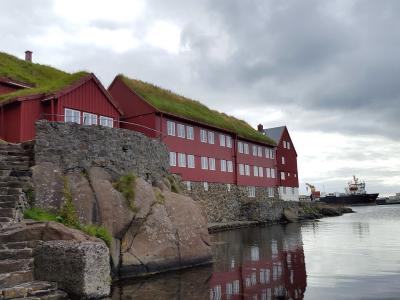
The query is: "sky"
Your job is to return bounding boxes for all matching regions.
[1,0,399,196]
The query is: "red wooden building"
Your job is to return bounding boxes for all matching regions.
[0,52,122,143]
[260,125,299,201]
[109,75,278,193]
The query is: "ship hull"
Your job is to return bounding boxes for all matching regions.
[320,193,379,206]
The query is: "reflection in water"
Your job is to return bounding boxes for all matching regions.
[112,224,307,300]
[209,224,306,300]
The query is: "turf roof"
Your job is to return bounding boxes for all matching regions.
[120,75,275,145]
[0,52,88,102]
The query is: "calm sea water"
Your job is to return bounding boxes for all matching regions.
[111,205,400,300]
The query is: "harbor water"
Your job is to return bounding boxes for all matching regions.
[111,205,400,299]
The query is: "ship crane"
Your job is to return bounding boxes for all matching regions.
[306,183,320,201]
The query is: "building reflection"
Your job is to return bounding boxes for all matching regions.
[209,224,307,300]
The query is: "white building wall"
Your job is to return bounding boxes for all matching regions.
[279,186,299,201]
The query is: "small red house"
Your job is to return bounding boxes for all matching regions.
[0,52,122,143]
[261,125,299,201]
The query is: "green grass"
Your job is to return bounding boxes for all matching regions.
[113,173,138,212]
[119,75,276,145]
[24,207,112,247]
[0,52,88,102]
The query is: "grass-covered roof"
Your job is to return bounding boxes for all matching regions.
[0,52,88,102]
[120,75,275,145]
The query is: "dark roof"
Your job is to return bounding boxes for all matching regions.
[118,75,276,145]
[263,126,286,143]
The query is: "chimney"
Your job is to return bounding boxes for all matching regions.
[257,124,264,132]
[25,50,32,62]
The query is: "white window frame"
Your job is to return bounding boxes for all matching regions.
[294,173,297,178]
[226,136,232,148]
[253,166,259,177]
[219,134,226,147]
[64,108,81,124]
[208,131,215,144]
[238,142,243,153]
[271,168,276,178]
[239,164,245,175]
[282,156,285,165]
[244,143,249,154]
[259,167,263,177]
[200,129,207,143]
[220,159,227,172]
[177,124,185,138]
[248,186,256,198]
[281,171,285,180]
[283,141,287,148]
[186,181,191,191]
[252,145,257,156]
[266,168,271,178]
[201,156,208,170]
[258,146,262,157]
[204,182,209,191]
[186,126,194,140]
[82,112,97,125]
[265,148,270,159]
[167,120,176,136]
[245,164,250,176]
[99,115,113,128]
[268,187,274,198]
[178,153,186,167]
[270,149,275,159]
[169,152,176,167]
[287,141,291,149]
[209,158,216,171]
[187,154,195,168]
[227,161,233,173]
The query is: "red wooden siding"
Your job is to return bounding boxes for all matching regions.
[276,128,299,188]
[20,99,42,141]
[0,102,21,143]
[0,82,21,96]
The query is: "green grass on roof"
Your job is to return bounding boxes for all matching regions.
[0,52,88,102]
[120,75,275,145]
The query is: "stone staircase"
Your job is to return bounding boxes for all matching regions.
[0,143,69,300]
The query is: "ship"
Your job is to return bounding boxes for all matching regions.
[376,193,400,205]
[319,176,379,205]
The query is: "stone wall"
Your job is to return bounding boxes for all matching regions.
[182,181,294,223]
[34,121,169,182]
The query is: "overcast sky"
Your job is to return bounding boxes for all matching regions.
[2,0,399,196]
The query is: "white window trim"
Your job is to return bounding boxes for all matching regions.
[167,121,176,136]
[200,129,207,143]
[209,158,216,171]
[219,134,226,147]
[253,166,259,177]
[227,161,233,173]
[201,156,208,170]
[220,159,227,172]
[244,144,249,154]
[239,164,244,175]
[252,145,257,156]
[82,112,97,125]
[257,146,262,157]
[208,131,215,144]
[64,108,81,124]
[258,167,263,177]
[187,154,195,168]
[238,142,244,153]
[226,136,232,148]
[177,124,185,138]
[178,153,186,167]
[99,115,113,128]
[186,126,194,140]
[245,164,250,176]
[169,152,176,167]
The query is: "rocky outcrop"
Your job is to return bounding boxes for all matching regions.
[298,202,354,220]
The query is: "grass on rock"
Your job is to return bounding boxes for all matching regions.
[113,173,138,212]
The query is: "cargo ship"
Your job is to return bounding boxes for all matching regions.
[376,193,400,205]
[319,176,379,205]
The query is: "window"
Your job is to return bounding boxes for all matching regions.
[200,129,207,143]
[169,152,176,167]
[268,187,274,198]
[265,148,270,158]
[82,112,97,125]
[178,153,186,167]
[248,186,256,198]
[186,126,194,140]
[245,165,250,176]
[253,166,259,177]
[239,164,245,175]
[244,143,249,154]
[204,182,209,191]
[177,124,185,138]
[219,134,226,147]
[220,160,227,172]
[65,108,80,124]
[227,161,233,173]
[266,168,271,178]
[282,156,285,165]
[238,142,244,153]
[288,172,290,177]
[281,172,285,180]
[270,149,275,159]
[257,146,262,157]
[226,136,232,148]
[294,173,297,178]
[271,168,276,178]
[99,116,113,127]
[287,141,291,149]
[187,155,195,168]
[252,145,257,156]
[283,141,287,148]
[209,158,216,170]
[208,131,215,144]
[167,121,175,136]
[201,157,208,170]
[227,184,231,192]
[259,167,263,177]
[186,181,191,191]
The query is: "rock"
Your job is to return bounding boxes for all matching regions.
[283,207,299,223]
[31,163,64,212]
[88,167,134,238]
[133,177,157,220]
[34,241,110,299]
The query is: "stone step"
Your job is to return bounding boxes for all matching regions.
[0,195,20,202]
[8,170,32,177]
[0,241,42,250]
[0,248,33,260]
[0,201,18,209]
[0,182,27,189]
[0,188,22,196]
[0,208,16,218]
[0,217,14,224]
[0,270,33,289]
[0,259,33,274]
[0,155,31,162]
[0,176,31,183]
[0,170,11,177]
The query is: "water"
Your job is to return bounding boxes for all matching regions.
[112,205,400,299]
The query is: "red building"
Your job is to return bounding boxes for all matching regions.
[260,125,299,201]
[0,51,122,143]
[109,75,278,194]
